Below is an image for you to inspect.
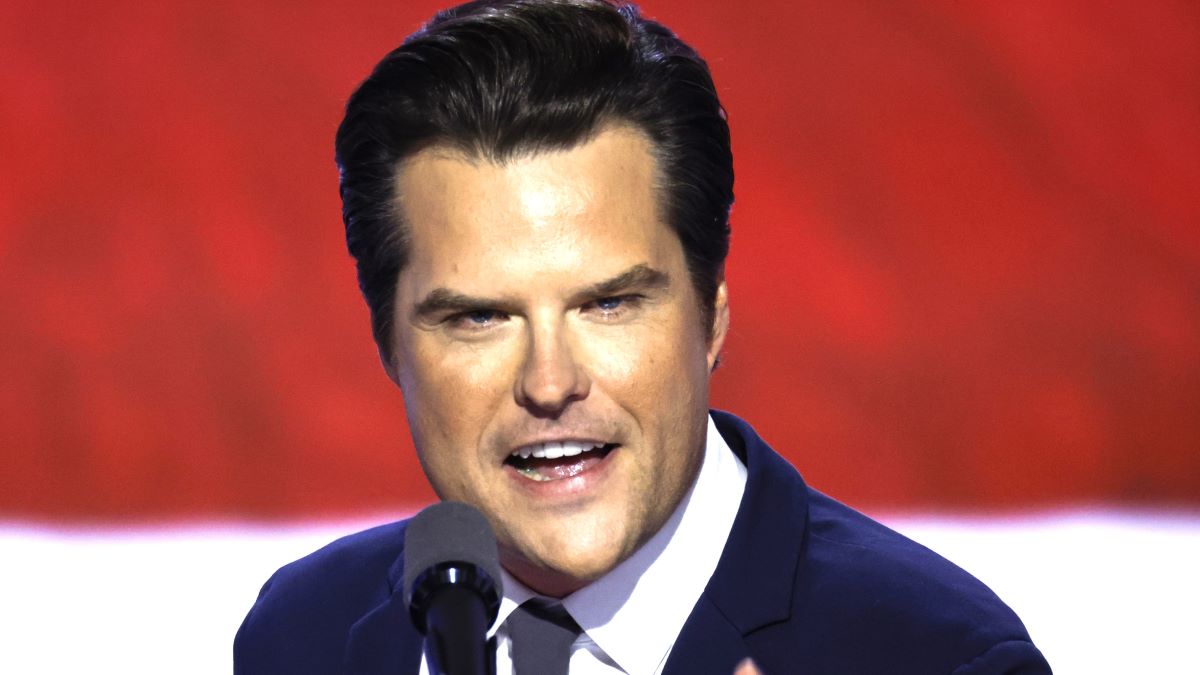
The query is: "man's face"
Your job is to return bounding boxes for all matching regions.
[387,126,728,596]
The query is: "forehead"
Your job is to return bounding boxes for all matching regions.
[391,127,681,294]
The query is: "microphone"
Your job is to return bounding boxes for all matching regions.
[405,501,504,675]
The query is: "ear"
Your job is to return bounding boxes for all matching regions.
[706,274,730,373]
[379,343,402,388]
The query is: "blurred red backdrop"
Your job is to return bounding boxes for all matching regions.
[2,0,1197,522]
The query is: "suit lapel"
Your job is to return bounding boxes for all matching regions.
[662,596,751,675]
[342,545,425,675]
[663,410,810,672]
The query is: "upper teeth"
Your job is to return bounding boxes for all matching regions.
[511,441,606,460]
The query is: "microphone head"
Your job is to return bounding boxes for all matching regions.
[404,501,504,631]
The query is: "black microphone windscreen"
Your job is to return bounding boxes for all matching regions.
[404,501,503,606]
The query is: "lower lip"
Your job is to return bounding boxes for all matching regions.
[504,446,619,500]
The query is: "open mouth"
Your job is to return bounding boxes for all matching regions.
[504,441,618,482]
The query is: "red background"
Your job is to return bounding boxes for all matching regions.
[2,0,1197,523]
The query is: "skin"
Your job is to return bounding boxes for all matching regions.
[386,126,729,598]
[735,659,762,675]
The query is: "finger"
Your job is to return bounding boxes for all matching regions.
[734,657,762,675]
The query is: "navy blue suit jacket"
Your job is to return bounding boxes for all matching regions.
[235,411,1050,674]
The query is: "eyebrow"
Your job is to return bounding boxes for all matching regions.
[412,288,508,320]
[411,263,671,320]
[571,263,670,303]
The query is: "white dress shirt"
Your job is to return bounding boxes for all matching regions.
[419,414,748,675]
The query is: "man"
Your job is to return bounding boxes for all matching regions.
[235,1,1051,673]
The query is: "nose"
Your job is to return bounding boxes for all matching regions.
[515,318,590,415]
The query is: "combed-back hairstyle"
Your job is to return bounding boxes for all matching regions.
[335,0,733,359]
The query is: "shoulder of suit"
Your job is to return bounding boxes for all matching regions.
[233,519,411,672]
[802,488,1016,620]
[775,489,1045,671]
[273,519,409,587]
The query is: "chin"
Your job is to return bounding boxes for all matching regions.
[501,531,630,596]
[552,547,624,582]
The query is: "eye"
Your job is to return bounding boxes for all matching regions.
[584,294,641,319]
[448,309,508,331]
[594,296,625,311]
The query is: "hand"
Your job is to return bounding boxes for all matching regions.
[734,657,762,675]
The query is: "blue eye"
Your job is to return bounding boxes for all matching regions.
[594,297,624,311]
[466,310,499,324]
[447,309,507,331]
[588,295,642,319]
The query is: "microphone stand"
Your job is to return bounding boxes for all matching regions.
[422,585,498,675]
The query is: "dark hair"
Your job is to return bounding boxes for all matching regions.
[335,0,733,359]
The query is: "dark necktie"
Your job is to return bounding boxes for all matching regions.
[506,598,583,675]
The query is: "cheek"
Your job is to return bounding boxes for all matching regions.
[581,333,640,383]
[583,322,708,411]
[402,346,515,501]
[404,337,516,401]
